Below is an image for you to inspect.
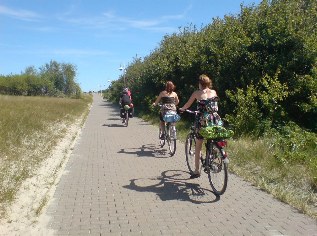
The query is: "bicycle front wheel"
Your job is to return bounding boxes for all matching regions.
[159,128,165,147]
[206,143,228,195]
[185,133,196,174]
[165,124,176,156]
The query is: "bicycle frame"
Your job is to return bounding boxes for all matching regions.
[122,108,129,127]
[156,104,177,156]
[184,109,229,195]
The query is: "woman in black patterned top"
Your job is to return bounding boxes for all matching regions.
[179,74,218,179]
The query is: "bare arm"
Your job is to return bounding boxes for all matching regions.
[174,93,179,106]
[152,91,163,106]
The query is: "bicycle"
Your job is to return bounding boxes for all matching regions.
[157,105,180,156]
[121,105,130,127]
[184,109,230,195]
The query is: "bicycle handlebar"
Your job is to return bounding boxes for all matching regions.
[182,109,200,115]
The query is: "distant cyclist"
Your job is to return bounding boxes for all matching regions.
[119,88,131,105]
[179,74,219,179]
[152,81,179,139]
[119,88,133,121]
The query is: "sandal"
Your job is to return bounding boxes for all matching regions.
[190,173,200,179]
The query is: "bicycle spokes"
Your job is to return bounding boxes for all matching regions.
[185,133,196,173]
[210,158,222,173]
[207,144,228,195]
[166,124,176,156]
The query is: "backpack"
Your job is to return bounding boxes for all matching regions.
[121,94,131,105]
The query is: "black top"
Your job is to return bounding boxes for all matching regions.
[161,96,175,104]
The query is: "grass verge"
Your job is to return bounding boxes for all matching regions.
[0,94,92,219]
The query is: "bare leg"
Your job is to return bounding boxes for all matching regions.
[159,121,165,138]
[194,138,203,174]
[160,121,165,132]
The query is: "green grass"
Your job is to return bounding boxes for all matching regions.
[139,112,317,220]
[0,94,92,218]
[227,136,317,219]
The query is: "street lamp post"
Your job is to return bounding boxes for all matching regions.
[119,64,126,87]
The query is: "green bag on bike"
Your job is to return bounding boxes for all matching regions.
[199,125,234,139]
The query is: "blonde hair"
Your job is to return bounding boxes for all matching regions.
[165,81,175,93]
[199,74,212,89]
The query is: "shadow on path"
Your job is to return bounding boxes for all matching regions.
[118,144,170,158]
[123,169,220,204]
[103,124,126,127]
[107,117,121,121]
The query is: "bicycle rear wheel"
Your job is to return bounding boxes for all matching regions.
[206,142,228,195]
[125,111,129,127]
[166,125,176,156]
[185,132,196,173]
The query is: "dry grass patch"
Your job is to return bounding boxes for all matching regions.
[0,94,92,219]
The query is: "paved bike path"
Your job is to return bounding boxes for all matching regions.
[40,94,316,235]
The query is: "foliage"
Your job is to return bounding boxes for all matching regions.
[0,60,82,98]
[106,0,317,134]
[225,71,290,136]
[265,122,317,190]
[225,84,263,136]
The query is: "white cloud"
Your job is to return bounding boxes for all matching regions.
[0,5,41,21]
[57,8,188,33]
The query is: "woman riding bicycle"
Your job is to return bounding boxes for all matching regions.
[179,74,219,179]
[152,81,179,139]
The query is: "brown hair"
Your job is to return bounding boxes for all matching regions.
[199,74,212,89]
[165,81,175,93]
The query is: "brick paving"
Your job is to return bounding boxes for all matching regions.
[41,94,317,235]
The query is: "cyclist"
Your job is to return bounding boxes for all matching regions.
[126,87,132,98]
[125,87,134,117]
[152,81,179,139]
[179,74,218,179]
[119,88,133,122]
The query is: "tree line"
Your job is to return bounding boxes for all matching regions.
[0,60,82,98]
[106,0,317,135]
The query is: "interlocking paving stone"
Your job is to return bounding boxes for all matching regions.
[37,94,316,235]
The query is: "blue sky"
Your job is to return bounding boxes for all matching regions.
[0,0,261,92]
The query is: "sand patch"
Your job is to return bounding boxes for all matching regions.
[0,118,85,236]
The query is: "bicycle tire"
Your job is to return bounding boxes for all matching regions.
[159,128,165,147]
[185,132,196,174]
[165,123,175,156]
[206,142,228,195]
[167,136,176,156]
[125,111,129,127]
